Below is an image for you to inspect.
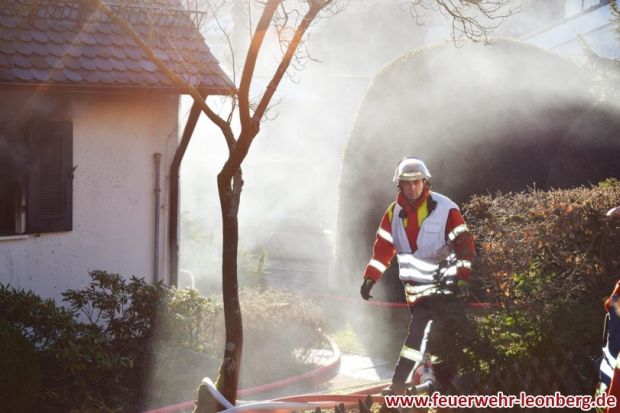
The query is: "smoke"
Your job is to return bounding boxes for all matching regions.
[175,0,620,393]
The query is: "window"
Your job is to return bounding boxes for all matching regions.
[0,120,73,236]
[565,0,604,17]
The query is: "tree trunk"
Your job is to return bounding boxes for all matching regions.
[216,168,244,405]
[194,168,243,413]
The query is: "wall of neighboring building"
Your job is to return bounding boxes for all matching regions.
[524,2,619,59]
[0,90,179,299]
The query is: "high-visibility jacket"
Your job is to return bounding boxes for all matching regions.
[364,188,475,303]
[603,281,620,412]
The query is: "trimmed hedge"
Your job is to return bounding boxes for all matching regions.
[433,179,620,382]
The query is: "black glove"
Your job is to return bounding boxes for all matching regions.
[360,277,375,300]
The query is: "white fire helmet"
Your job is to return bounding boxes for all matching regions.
[393,157,432,182]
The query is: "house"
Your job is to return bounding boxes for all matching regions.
[0,0,233,299]
[524,0,620,59]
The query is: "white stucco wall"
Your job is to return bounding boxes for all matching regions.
[0,90,179,300]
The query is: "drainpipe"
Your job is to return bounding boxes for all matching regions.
[154,152,162,282]
[168,101,202,287]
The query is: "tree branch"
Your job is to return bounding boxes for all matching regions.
[220,0,332,183]
[253,0,330,121]
[238,0,283,127]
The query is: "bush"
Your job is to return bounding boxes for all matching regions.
[0,271,328,411]
[442,179,620,384]
[0,322,41,413]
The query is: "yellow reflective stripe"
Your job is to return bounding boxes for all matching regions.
[400,345,424,362]
[377,227,393,244]
[448,224,469,242]
[369,259,387,273]
[403,216,408,228]
[405,284,439,294]
[616,355,620,369]
[406,287,453,300]
[387,202,396,223]
[456,260,472,269]
[417,199,428,227]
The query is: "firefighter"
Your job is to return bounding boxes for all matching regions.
[602,281,620,411]
[601,206,620,412]
[360,157,475,394]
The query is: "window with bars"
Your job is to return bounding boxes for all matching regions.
[0,120,73,236]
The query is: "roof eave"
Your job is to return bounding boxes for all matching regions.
[0,82,237,96]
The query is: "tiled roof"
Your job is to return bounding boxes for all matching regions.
[0,0,234,94]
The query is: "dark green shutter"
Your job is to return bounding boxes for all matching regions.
[26,121,73,233]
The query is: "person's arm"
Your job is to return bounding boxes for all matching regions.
[363,204,397,283]
[607,206,620,218]
[446,208,475,283]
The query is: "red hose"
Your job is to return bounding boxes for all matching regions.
[141,334,341,413]
[304,291,499,308]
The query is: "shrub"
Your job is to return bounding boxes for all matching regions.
[442,179,620,384]
[0,322,41,413]
[0,272,328,411]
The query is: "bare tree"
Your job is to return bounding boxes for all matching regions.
[88,0,513,410]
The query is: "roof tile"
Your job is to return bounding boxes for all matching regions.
[64,69,82,82]
[94,32,112,47]
[109,33,126,47]
[124,59,142,72]
[0,15,17,29]
[124,46,143,60]
[82,70,99,83]
[47,43,66,57]
[0,41,15,55]
[80,32,98,46]
[64,57,81,71]
[66,45,82,58]
[111,70,130,83]
[45,56,64,70]
[50,70,67,82]
[81,45,97,59]
[33,19,49,31]
[14,67,34,81]
[98,71,114,84]
[31,68,51,82]
[79,56,97,71]
[45,30,65,44]
[32,43,49,57]
[0,29,13,42]
[109,46,127,60]
[109,58,126,71]
[16,29,33,42]
[127,71,143,84]
[30,56,49,70]
[0,54,10,68]
[14,42,35,55]
[94,45,112,59]
[139,59,157,72]
[94,58,112,72]
[0,67,16,81]
[12,55,32,69]
[31,30,50,43]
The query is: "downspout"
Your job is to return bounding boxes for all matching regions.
[168,100,203,287]
[154,152,162,282]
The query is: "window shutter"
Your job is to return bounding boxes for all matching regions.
[27,121,73,233]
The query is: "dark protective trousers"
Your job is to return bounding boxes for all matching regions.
[392,294,459,385]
